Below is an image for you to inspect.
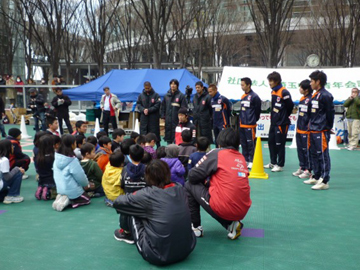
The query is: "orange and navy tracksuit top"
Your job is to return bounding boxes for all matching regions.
[239,89,262,128]
[211,92,232,128]
[297,94,312,133]
[309,88,335,132]
[270,84,294,126]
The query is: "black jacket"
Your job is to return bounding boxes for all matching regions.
[161,89,188,143]
[309,88,335,131]
[28,93,46,113]
[137,89,161,139]
[120,162,146,194]
[192,91,213,143]
[51,94,72,118]
[0,95,5,114]
[113,184,196,266]
[270,85,294,126]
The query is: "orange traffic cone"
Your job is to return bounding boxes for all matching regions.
[249,137,269,179]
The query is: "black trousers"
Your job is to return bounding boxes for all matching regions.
[58,115,73,135]
[103,111,117,135]
[213,126,224,147]
[184,181,232,229]
[268,124,288,167]
[296,132,311,171]
[239,127,256,163]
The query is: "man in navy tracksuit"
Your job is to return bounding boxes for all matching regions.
[208,84,232,147]
[239,77,262,169]
[265,72,294,172]
[292,80,313,179]
[304,70,335,190]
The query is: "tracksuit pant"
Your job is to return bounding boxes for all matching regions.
[296,132,311,171]
[184,181,232,229]
[213,126,224,148]
[268,125,288,167]
[239,127,256,163]
[310,131,331,184]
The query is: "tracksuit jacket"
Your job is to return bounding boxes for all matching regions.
[270,84,294,126]
[239,89,262,128]
[211,92,232,128]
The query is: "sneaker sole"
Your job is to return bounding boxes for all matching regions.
[113,234,134,244]
[228,222,243,240]
[3,199,23,204]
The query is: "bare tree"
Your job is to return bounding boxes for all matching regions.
[82,0,121,76]
[246,0,300,67]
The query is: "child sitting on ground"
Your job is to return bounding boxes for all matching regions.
[130,131,139,141]
[178,130,197,177]
[116,144,147,242]
[161,144,185,186]
[144,133,157,159]
[86,136,99,151]
[121,138,136,166]
[46,115,60,136]
[96,136,113,172]
[52,135,90,211]
[156,146,166,159]
[72,120,87,137]
[35,135,57,200]
[74,135,85,160]
[112,128,126,152]
[188,137,210,172]
[6,128,31,180]
[141,151,152,165]
[33,131,48,174]
[136,135,146,147]
[0,140,25,204]
[80,143,104,197]
[102,151,125,207]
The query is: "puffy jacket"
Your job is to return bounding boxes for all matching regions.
[309,88,335,132]
[102,164,124,201]
[270,84,294,126]
[6,136,28,169]
[120,162,146,194]
[113,183,196,266]
[53,152,89,199]
[161,158,185,186]
[188,147,252,221]
[28,93,46,113]
[211,92,232,128]
[161,89,188,143]
[192,91,213,143]
[344,96,360,120]
[175,120,196,145]
[297,94,312,132]
[239,89,262,127]
[80,159,103,189]
[51,94,72,118]
[137,89,161,139]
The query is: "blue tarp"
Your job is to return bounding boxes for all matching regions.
[64,69,207,102]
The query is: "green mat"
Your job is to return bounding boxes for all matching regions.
[0,125,359,270]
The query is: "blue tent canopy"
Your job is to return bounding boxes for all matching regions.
[64,69,207,102]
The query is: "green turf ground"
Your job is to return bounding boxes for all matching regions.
[0,125,359,270]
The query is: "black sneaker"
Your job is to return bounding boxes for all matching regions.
[114,229,134,244]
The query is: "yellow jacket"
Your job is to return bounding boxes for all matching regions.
[102,164,124,201]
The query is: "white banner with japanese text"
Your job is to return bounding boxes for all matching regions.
[218,66,360,102]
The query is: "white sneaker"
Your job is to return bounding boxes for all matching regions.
[52,194,70,211]
[247,162,253,169]
[264,163,274,169]
[22,174,29,180]
[227,221,243,240]
[271,165,283,172]
[3,196,24,204]
[192,225,203,237]
[303,177,320,185]
[292,168,303,176]
[298,170,311,179]
[347,147,355,151]
[312,179,329,190]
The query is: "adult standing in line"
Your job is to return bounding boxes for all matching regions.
[343,88,360,151]
[208,84,232,147]
[51,88,74,135]
[100,86,121,135]
[28,88,46,132]
[192,81,213,144]
[161,79,188,144]
[304,70,334,190]
[6,75,16,106]
[137,81,161,147]
[264,72,294,172]
[239,77,262,169]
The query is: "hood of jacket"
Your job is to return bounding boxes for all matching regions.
[126,162,146,179]
[55,152,77,170]
[161,157,180,168]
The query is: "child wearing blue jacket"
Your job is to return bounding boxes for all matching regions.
[52,134,90,211]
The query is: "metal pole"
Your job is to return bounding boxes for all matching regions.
[23,86,26,108]
[78,100,81,114]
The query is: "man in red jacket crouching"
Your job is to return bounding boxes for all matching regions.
[186,128,252,239]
